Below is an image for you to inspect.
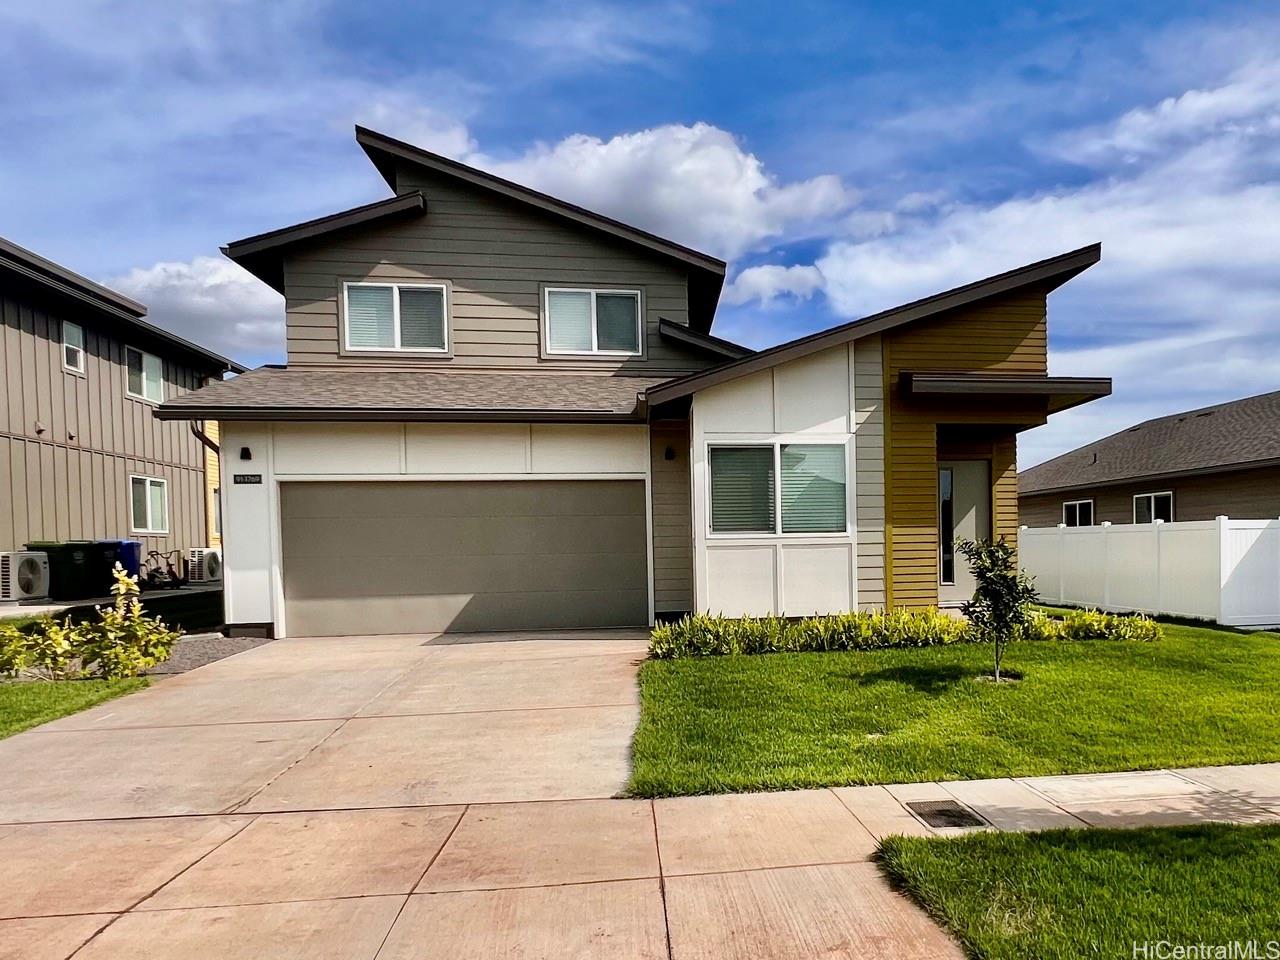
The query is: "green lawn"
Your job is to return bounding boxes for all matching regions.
[0,678,147,739]
[878,824,1280,959]
[629,623,1280,796]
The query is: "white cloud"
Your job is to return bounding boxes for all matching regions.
[110,257,284,364]
[516,1,706,68]
[724,264,825,306]
[476,123,857,259]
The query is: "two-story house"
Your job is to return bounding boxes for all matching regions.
[1,237,243,563]
[158,126,1111,638]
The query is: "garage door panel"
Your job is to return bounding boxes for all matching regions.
[281,480,650,635]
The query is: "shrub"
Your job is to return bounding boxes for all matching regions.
[649,609,969,659]
[1027,609,1162,643]
[958,537,1038,681]
[0,564,180,681]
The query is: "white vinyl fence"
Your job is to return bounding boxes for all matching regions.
[1020,517,1280,627]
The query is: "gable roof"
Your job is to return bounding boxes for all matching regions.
[1020,389,1280,496]
[645,244,1101,406]
[0,236,246,375]
[355,126,727,331]
[222,193,427,294]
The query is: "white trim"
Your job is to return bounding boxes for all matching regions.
[62,320,85,374]
[129,474,169,534]
[543,287,643,357]
[704,440,851,539]
[1133,490,1174,524]
[273,472,647,482]
[1062,498,1095,527]
[343,281,450,354]
[125,346,164,404]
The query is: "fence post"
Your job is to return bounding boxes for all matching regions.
[1216,515,1228,624]
[1057,523,1066,603]
[1153,519,1163,616]
[1100,522,1111,609]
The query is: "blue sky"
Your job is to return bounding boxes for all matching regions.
[2,0,1277,465]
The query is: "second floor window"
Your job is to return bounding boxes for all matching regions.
[126,347,163,403]
[63,321,85,373]
[345,282,448,352]
[545,288,641,356]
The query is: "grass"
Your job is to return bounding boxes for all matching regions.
[628,623,1280,796]
[0,678,147,739]
[877,824,1280,959]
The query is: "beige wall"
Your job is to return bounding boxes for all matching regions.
[1020,465,1280,528]
[0,285,211,554]
[282,164,709,377]
[650,420,693,613]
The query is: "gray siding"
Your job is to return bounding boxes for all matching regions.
[650,420,693,613]
[282,164,711,376]
[854,335,886,609]
[0,286,209,554]
[1020,465,1280,528]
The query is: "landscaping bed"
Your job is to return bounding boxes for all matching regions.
[628,622,1280,796]
[877,824,1280,959]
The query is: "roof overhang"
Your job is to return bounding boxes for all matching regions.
[222,192,428,294]
[657,319,752,360]
[154,406,645,424]
[902,373,1112,415]
[1020,456,1280,498]
[645,244,1102,406]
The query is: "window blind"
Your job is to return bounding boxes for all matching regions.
[130,478,148,530]
[547,290,593,351]
[347,286,395,348]
[399,287,446,349]
[596,293,640,352]
[710,447,775,533]
[781,444,846,533]
[142,352,163,402]
[148,480,168,531]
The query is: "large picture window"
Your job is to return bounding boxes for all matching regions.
[344,282,448,352]
[1133,492,1173,524]
[544,288,641,355]
[708,443,847,535]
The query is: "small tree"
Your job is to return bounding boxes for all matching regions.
[957,537,1037,681]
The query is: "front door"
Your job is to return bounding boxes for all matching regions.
[938,460,991,606]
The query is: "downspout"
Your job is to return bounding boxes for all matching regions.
[190,420,219,455]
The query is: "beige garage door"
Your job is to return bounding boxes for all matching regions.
[280,480,648,636]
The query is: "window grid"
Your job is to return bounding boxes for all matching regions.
[344,282,449,353]
[544,287,642,356]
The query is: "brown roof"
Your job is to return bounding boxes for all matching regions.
[1019,389,1280,495]
[155,366,666,422]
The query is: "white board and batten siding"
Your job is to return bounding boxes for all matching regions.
[219,421,652,637]
[1021,517,1280,627]
[690,340,886,617]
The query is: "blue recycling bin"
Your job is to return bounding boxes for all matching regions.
[98,539,143,579]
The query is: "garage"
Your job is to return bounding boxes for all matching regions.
[280,479,649,636]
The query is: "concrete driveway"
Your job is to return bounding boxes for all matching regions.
[0,631,960,960]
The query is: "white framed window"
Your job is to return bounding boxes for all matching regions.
[63,321,85,373]
[344,282,448,353]
[1133,491,1173,524]
[130,475,169,534]
[708,442,848,536]
[544,287,642,356]
[125,347,164,403]
[1062,499,1094,527]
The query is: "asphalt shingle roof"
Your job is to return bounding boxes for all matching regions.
[1020,390,1280,494]
[157,367,668,420]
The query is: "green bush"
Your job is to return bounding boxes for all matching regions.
[958,537,1038,681]
[649,607,1163,659]
[0,564,180,680]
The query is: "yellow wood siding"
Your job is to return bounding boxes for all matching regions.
[205,420,221,548]
[883,290,1049,607]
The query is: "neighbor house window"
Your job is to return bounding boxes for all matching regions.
[544,288,641,355]
[1133,492,1173,524]
[125,347,163,402]
[344,282,448,352]
[708,443,847,535]
[1062,499,1094,527]
[63,321,85,373]
[130,476,169,534]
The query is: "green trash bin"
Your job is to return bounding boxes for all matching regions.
[25,541,97,601]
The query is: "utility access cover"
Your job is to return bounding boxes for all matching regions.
[905,800,987,828]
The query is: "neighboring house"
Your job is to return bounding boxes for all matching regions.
[1020,390,1280,528]
[0,236,244,562]
[158,126,1110,638]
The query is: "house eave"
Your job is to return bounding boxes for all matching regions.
[1019,456,1280,498]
